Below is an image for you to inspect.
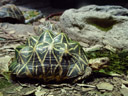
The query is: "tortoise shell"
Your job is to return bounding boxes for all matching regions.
[9,30,89,83]
[0,4,25,23]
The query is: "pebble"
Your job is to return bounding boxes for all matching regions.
[61,89,66,93]
[35,91,46,96]
[47,94,54,96]
[121,79,128,86]
[120,88,128,96]
[96,82,114,91]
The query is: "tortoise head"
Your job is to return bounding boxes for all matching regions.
[89,57,109,70]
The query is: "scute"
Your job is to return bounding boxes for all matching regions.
[54,33,69,43]
[9,28,89,83]
[26,36,38,47]
[19,46,33,64]
[38,30,54,43]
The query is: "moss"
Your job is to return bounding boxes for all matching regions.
[86,17,118,32]
[90,23,113,31]
[22,10,40,20]
[0,78,12,89]
[86,49,128,75]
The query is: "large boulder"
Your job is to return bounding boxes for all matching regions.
[60,5,128,50]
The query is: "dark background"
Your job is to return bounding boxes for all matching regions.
[1,0,128,15]
[12,0,128,9]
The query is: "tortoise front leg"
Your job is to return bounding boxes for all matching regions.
[73,66,92,83]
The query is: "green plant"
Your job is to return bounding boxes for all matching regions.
[86,49,128,74]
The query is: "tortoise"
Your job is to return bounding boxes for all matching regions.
[0,4,43,24]
[9,28,109,83]
[0,4,25,23]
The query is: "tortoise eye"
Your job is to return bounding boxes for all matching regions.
[101,59,106,63]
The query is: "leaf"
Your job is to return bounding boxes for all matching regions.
[1,72,12,82]
[0,56,11,74]
[0,92,3,96]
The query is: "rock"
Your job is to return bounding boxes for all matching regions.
[60,5,128,50]
[120,88,128,96]
[96,82,114,91]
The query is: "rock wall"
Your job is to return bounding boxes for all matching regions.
[60,5,128,50]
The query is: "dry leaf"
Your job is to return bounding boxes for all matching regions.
[0,55,11,73]
[8,30,15,34]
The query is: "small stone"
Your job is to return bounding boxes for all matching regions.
[96,82,114,91]
[121,84,128,89]
[35,91,46,96]
[113,77,122,85]
[120,88,128,96]
[61,89,66,93]
[121,79,128,86]
[39,18,45,23]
